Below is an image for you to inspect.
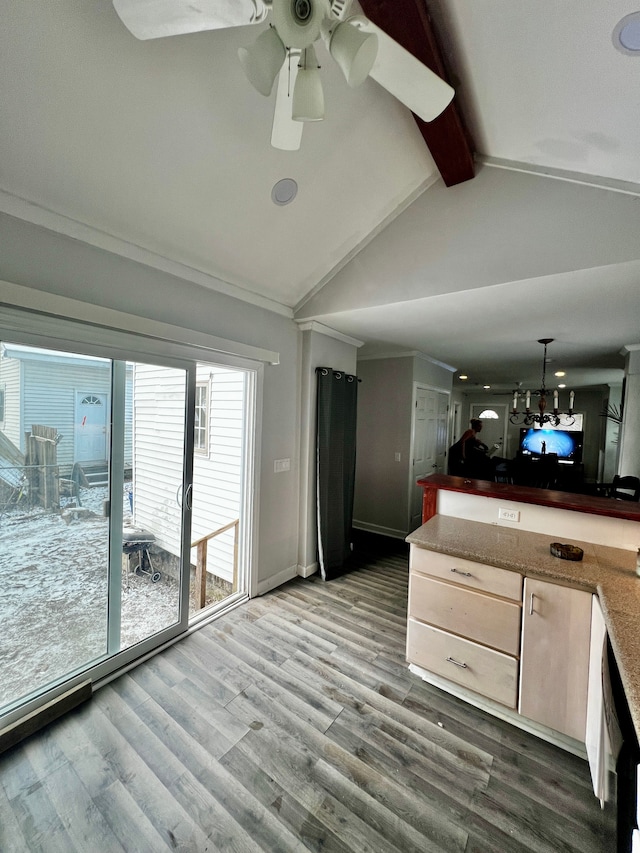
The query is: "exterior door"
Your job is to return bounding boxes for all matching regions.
[410,386,449,531]
[0,341,193,724]
[75,391,108,462]
[471,403,507,457]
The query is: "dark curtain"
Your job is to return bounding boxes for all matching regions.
[316,367,358,580]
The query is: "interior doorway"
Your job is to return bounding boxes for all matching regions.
[409,385,449,531]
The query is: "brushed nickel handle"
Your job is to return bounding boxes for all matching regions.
[450,568,472,577]
[529,592,535,616]
[446,656,468,668]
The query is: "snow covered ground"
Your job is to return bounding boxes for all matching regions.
[0,486,181,707]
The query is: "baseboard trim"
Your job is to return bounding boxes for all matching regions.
[256,565,298,596]
[408,663,587,759]
[297,562,318,578]
[0,680,92,755]
[352,521,408,540]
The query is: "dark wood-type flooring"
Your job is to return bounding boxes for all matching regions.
[0,539,615,851]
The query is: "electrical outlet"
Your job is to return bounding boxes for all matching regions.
[498,508,520,522]
[274,458,290,473]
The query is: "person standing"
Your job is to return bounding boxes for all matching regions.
[448,418,492,478]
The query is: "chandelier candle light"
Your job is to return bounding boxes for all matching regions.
[510,339,575,427]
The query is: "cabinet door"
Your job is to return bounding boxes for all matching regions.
[519,578,592,742]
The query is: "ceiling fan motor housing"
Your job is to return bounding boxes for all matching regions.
[271,0,330,47]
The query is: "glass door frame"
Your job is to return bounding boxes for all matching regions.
[0,306,260,731]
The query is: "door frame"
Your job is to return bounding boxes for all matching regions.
[408,382,450,532]
[0,305,262,733]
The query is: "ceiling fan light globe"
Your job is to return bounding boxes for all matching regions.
[292,67,325,121]
[238,27,286,97]
[330,21,377,87]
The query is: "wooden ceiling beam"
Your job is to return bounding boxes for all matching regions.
[358,0,475,187]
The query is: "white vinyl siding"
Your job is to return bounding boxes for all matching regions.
[190,365,245,584]
[0,356,21,445]
[131,364,186,557]
[23,359,111,467]
[132,362,245,585]
[0,348,133,467]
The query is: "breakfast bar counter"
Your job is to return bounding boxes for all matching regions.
[407,512,640,741]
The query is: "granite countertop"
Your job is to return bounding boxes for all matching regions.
[407,515,640,739]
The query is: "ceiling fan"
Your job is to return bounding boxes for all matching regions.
[112,0,455,150]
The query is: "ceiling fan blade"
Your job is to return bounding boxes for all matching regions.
[271,60,304,151]
[112,0,267,40]
[354,18,454,123]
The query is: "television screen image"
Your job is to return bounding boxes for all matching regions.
[519,428,583,463]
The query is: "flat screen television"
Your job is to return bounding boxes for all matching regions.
[519,428,583,464]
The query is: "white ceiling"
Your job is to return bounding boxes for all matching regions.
[1,0,639,389]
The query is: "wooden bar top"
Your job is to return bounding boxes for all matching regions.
[417,473,640,525]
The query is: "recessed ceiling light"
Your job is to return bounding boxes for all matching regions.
[483,385,491,389]
[558,383,567,388]
[459,374,468,380]
[613,12,640,55]
[554,371,566,377]
[271,178,298,205]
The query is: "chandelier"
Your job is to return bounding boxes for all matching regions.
[509,339,575,427]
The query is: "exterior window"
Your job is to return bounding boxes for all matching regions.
[81,394,103,406]
[194,382,209,454]
[478,409,499,419]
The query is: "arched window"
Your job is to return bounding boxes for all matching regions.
[478,409,499,419]
[80,395,103,406]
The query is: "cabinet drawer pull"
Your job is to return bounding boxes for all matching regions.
[529,592,535,616]
[446,656,468,668]
[450,568,473,577]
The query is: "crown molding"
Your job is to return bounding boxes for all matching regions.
[296,321,364,348]
[479,156,640,198]
[358,349,456,372]
[0,189,294,319]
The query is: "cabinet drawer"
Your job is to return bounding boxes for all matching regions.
[407,618,518,708]
[410,546,522,601]
[409,574,521,655]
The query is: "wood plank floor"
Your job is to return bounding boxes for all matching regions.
[0,540,615,852]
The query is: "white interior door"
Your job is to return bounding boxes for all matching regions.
[410,386,449,530]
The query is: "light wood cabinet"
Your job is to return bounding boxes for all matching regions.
[408,544,594,747]
[410,548,522,601]
[407,618,519,707]
[409,573,521,655]
[407,545,522,709]
[519,577,592,742]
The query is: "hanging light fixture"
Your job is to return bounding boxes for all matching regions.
[292,45,324,121]
[510,339,575,427]
[238,26,286,96]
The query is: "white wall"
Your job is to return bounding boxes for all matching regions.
[354,354,454,538]
[354,357,414,537]
[0,214,301,592]
[619,348,640,482]
[297,326,359,575]
[297,165,640,319]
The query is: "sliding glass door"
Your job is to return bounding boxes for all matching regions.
[0,341,192,716]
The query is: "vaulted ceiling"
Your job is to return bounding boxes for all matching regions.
[1,0,639,389]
